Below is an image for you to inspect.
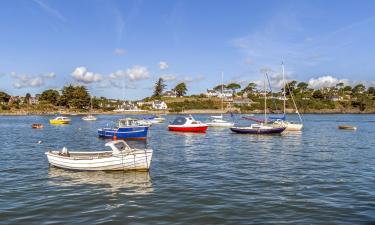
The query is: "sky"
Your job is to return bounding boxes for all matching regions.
[1,0,375,99]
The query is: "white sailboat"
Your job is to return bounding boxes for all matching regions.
[207,72,234,127]
[82,96,97,121]
[273,63,303,131]
[231,74,286,134]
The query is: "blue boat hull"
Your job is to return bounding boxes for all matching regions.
[98,126,149,140]
[230,127,285,134]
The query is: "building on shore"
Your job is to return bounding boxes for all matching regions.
[152,100,168,110]
[163,90,177,98]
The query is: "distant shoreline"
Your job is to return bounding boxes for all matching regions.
[1,109,374,116]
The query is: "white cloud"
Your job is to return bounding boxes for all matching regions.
[114,48,125,56]
[181,75,205,83]
[72,66,102,83]
[109,65,150,81]
[161,74,176,81]
[308,76,349,89]
[159,61,169,70]
[44,72,56,78]
[11,72,56,89]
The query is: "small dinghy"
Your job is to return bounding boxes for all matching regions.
[338,125,357,130]
[45,140,153,171]
[32,123,44,129]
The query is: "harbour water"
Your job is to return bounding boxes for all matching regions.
[0,114,374,224]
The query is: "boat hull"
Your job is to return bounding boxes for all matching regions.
[168,125,208,133]
[230,126,286,134]
[98,126,149,140]
[45,150,152,171]
[50,120,70,125]
[338,125,357,130]
[206,122,234,127]
[285,123,303,131]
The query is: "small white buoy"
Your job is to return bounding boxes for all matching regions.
[38,140,42,144]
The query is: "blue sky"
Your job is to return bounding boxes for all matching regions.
[1,0,375,99]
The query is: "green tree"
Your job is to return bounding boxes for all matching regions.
[173,82,187,97]
[24,93,31,105]
[343,85,352,92]
[39,89,60,105]
[297,82,309,93]
[242,82,257,93]
[283,80,298,95]
[336,82,344,89]
[312,90,324,99]
[153,78,166,98]
[226,83,241,93]
[368,87,375,95]
[0,91,11,103]
[60,85,90,109]
[213,84,226,92]
[353,84,365,94]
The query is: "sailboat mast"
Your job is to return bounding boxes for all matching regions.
[221,72,224,115]
[264,74,267,124]
[282,62,286,115]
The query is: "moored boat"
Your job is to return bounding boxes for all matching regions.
[206,73,234,127]
[168,115,208,132]
[231,73,286,135]
[32,123,44,129]
[144,115,166,124]
[45,140,153,171]
[230,123,286,134]
[206,115,234,127]
[98,118,149,140]
[50,116,71,125]
[82,114,97,121]
[338,125,357,130]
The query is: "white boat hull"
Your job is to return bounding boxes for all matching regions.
[206,122,234,127]
[46,150,152,171]
[273,120,303,131]
[285,123,303,131]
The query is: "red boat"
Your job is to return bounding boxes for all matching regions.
[168,115,208,133]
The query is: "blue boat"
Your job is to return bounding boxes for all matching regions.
[98,118,149,140]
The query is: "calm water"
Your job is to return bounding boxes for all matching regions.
[0,114,375,224]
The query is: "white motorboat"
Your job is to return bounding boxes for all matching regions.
[206,115,234,127]
[45,140,153,171]
[137,119,152,126]
[206,72,234,127]
[82,96,97,121]
[145,115,166,124]
[273,120,303,131]
[82,115,97,121]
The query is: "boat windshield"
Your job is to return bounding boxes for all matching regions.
[171,117,187,125]
[119,119,137,127]
[114,141,127,150]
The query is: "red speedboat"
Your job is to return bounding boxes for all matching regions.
[168,115,208,133]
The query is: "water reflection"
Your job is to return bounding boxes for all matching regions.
[48,167,153,195]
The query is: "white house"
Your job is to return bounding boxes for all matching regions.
[217,90,233,99]
[206,89,232,99]
[152,100,168,110]
[206,89,218,98]
[163,90,177,98]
